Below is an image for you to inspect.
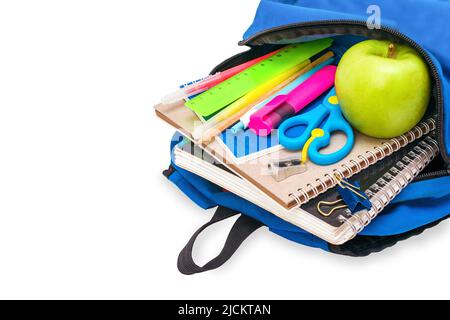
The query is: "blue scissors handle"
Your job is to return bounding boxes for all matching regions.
[308,110,354,165]
[278,88,354,166]
[278,106,327,151]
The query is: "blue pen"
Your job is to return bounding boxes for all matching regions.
[230,57,335,134]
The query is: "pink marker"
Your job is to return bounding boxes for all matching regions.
[248,65,337,136]
[161,49,283,104]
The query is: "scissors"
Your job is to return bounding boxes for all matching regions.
[278,87,354,166]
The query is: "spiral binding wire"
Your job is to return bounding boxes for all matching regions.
[365,135,438,222]
[345,138,438,236]
[288,118,436,207]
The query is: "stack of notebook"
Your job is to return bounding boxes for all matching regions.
[155,98,438,244]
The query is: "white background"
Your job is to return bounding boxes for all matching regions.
[0,0,448,300]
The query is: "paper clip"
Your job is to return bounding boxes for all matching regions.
[317,199,348,217]
[317,177,370,217]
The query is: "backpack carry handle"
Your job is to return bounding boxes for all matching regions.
[177,206,264,275]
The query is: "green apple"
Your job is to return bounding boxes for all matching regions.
[335,40,431,138]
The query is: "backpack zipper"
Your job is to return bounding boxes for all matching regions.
[415,166,450,182]
[239,20,448,165]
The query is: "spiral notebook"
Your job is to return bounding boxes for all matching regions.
[174,136,439,244]
[155,100,436,210]
[259,118,437,210]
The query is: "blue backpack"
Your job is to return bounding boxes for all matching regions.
[163,0,450,275]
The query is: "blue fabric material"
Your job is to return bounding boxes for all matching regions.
[390,176,450,204]
[243,0,450,159]
[168,170,217,209]
[362,194,450,236]
[269,228,330,251]
[359,176,450,236]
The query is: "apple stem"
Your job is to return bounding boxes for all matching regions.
[387,43,396,58]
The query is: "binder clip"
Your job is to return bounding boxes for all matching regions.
[335,176,372,213]
[317,176,372,217]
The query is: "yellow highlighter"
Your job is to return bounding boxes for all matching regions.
[195,60,310,144]
[216,60,310,122]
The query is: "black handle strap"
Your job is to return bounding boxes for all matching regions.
[177,206,264,275]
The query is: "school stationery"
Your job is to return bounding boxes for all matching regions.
[161,49,283,104]
[214,52,335,163]
[191,60,310,140]
[155,96,436,209]
[197,60,310,144]
[158,1,450,275]
[195,51,335,143]
[173,135,439,244]
[273,119,435,209]
[185,38,334,117]
[302,135,440,228]
[334,178,372,214]
[278,87,354,165]
[230,55,335,134]
[249,65,336,136]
